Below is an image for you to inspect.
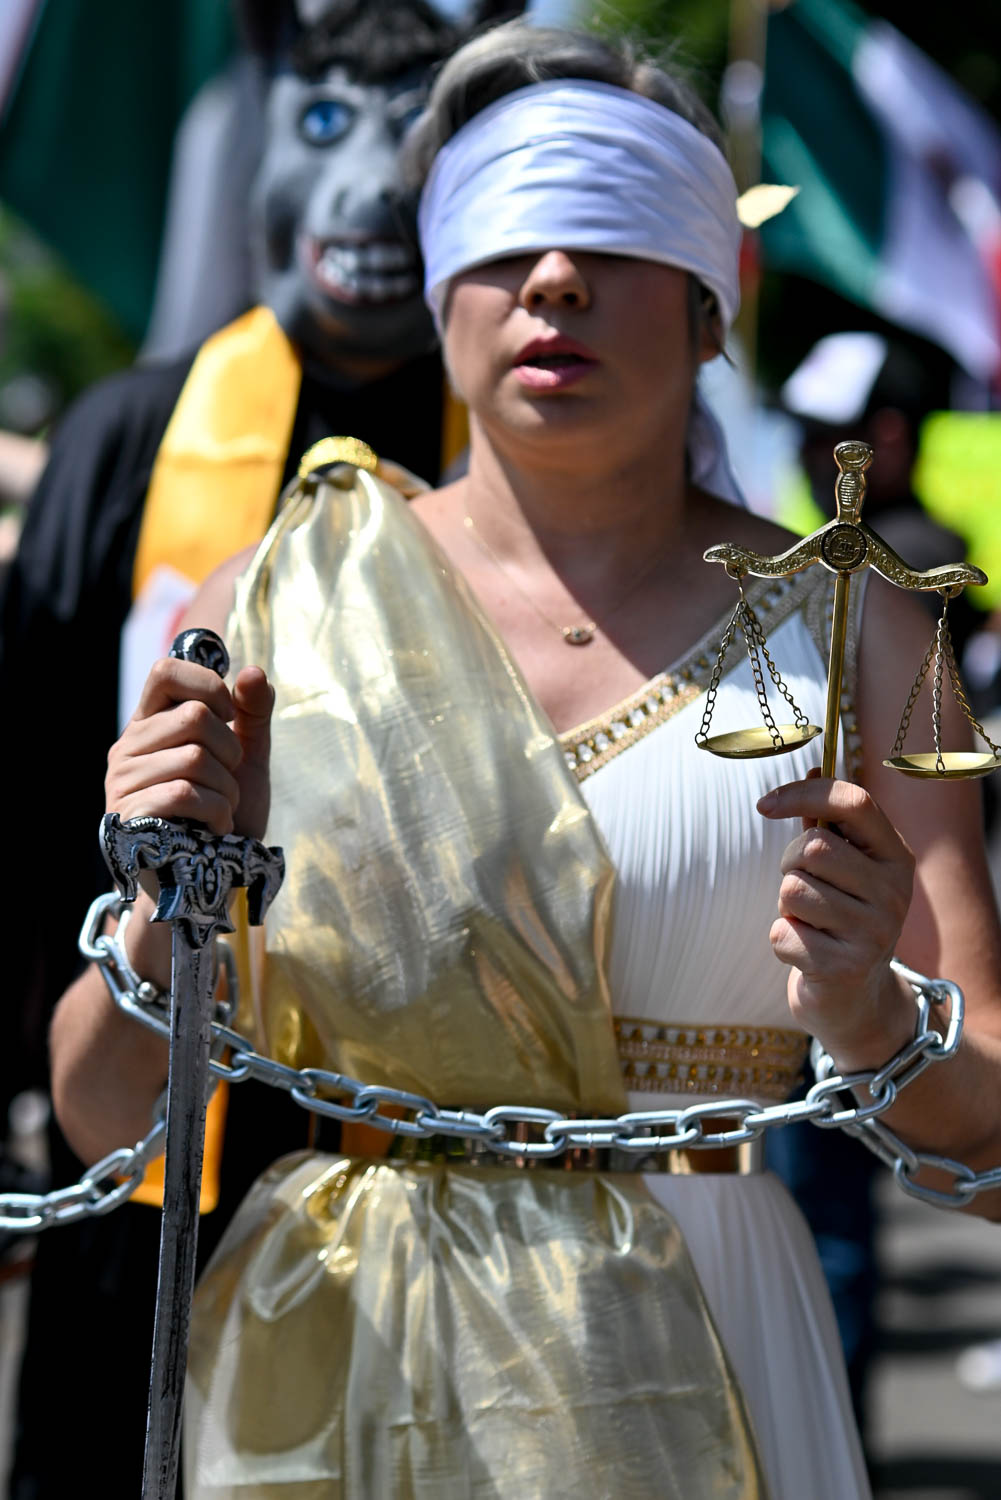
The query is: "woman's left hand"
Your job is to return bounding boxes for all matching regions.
[757,774,916,1064]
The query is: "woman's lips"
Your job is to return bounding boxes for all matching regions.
[513,359,597,390]
[512,339,600,391]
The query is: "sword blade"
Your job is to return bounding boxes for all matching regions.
[142,933,215,1499]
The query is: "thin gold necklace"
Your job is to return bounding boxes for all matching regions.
[462,512,669,646]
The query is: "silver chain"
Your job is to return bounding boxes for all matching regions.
[0,1112,166,1233]
[0,892,995,1233]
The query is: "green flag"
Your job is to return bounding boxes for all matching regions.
[0,0,236,339]
[761,0,1001,384]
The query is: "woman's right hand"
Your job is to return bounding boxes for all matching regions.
[105,658,275,841]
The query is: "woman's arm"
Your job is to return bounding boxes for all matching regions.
[50,546,272,1164]
[759,573,1001,1216]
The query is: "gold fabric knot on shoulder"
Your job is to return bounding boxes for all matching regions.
[298,435,379,478]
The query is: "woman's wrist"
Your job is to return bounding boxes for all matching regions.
[800,964,917,1075]
[118,889,173,991]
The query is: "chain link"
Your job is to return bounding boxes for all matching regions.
[1,900,996,1232]
[0,1117,167,1232]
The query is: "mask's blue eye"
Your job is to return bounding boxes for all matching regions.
[300,99,354,146]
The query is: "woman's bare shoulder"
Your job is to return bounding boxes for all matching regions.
[408,478,462,523]
[694,494,804,557]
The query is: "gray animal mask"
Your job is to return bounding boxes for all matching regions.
[251,60,435,375]
[243,0,498,378]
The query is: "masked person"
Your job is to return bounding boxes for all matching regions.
[2,3,498,1493]
[1,0,466,1109]
[52,20,1001,1500]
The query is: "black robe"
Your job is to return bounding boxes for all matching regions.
[1,342,443,1497]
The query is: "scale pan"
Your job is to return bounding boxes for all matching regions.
[882,751,1001,780]
[699,724,822,759]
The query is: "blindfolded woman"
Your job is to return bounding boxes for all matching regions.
[52,21,1001,1500]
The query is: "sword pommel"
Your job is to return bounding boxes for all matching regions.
[168,627,229,679]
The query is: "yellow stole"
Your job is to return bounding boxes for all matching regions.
[133,305,302,597]
[134,303,468,596]
[129,304,466,1211]
[130,305,300,1211]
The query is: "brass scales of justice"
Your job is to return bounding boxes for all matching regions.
[695,439,1001,783]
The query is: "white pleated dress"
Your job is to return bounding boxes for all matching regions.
[568,569,872,1500]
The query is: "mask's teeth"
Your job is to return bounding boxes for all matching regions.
[366,242,413,271]
[313,241,419,301]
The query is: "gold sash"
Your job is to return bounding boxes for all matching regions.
[185,466,767,1498]
[133,305,302,597]
[129,312,468,1211]
[134,304,469,597]
[227,462,623,1106]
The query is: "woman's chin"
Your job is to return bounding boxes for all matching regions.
[486,400,622,463]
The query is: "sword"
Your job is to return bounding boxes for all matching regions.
[101,627,284,1499]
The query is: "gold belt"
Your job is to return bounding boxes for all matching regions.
[329,1012,804,1177]
[339,1119,763,1175]
[615,1016,809,1102]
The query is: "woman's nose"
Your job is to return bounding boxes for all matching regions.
[518,250,591,311]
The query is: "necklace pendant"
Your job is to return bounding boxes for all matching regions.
[562,624,597,646]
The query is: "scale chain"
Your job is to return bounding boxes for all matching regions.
[739,584,784,749]
[885,590,1001,775]
[696,597,742,747]
[749,604,811,734]
[738,583,811,747]
[2,893,1000,1230]
[888,631,937,763]
[695,573,812,755]
[932,606,948,773]
[941,612,1001,762]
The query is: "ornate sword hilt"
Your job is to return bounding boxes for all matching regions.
[100,629,284,946]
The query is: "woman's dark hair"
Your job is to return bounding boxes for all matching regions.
[404,21,725,184]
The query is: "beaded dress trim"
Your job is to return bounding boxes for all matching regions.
[615,1016,810,1100]
[560,569,867,782]
[561,574,804,780]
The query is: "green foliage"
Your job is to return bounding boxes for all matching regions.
[589,0,1001,124]
[0,207,134,431]
[590,0,730,55]
[589,0,730,98]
